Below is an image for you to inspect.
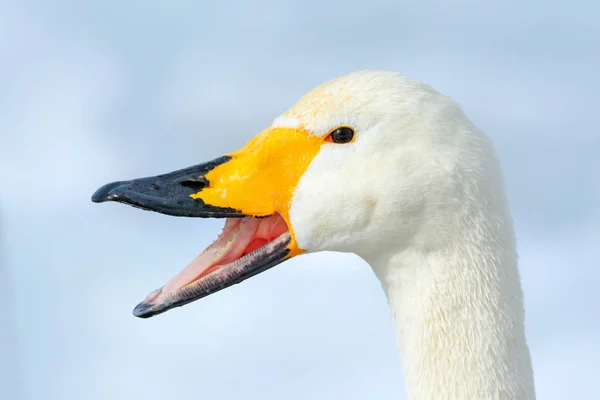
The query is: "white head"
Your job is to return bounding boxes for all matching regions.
[274,72,502,260]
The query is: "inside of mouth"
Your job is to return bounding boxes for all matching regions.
[155,213,290,303]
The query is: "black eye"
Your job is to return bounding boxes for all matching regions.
[328,127,355,144]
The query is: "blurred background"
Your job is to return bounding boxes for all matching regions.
[1,1,599,399]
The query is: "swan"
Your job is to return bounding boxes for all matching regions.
[92,70,536,399]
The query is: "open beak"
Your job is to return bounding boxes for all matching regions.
[91,127,322,318]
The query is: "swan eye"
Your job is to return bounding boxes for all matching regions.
[327,127,355,144]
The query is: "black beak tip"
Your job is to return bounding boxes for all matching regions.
[91,181,126,203]
[132,301,155,318]
[133,299,170,319]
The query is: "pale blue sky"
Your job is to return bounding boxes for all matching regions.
[1,1,599,399]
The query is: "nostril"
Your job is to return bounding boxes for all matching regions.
[180,177,209,191]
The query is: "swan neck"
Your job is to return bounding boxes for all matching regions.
[369,236,536,399]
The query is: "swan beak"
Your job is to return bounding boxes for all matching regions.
[91,127,321,317]
[91,155,246,218]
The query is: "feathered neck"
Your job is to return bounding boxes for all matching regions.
[365,158,536,399]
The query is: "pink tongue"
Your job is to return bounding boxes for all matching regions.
[160,218,260,298]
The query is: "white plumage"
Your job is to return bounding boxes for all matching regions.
[279,71,536,399]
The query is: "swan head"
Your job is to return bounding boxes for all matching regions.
[92,70,495,317]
